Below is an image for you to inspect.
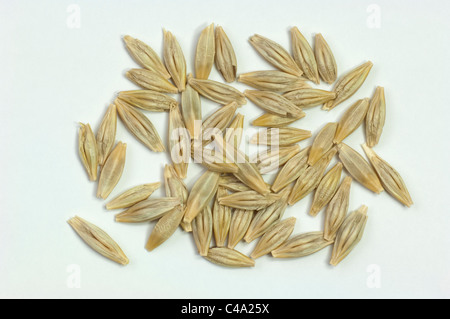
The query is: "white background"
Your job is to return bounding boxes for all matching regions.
[1,0,449,299]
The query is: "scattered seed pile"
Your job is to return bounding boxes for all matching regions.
[71,24,413,268]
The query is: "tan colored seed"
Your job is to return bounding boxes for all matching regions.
[123,35,171,80]
[68,216,129,265]
[225,113,245,149]
[163,29,187,92]
[201,101,238,141]
[115,99,165,152]
[330,205,368,266]
[309,163,343,217]
[126,68,178,94]
[244,90,305,118]
[96,104,117,167]
[362,144,413,207]
[228,209,254,249]
[213,136,270,195]
[252,112,304,128]
[291,27,320,84]
[283,88,336,109]
[250,127,311,146]
[238,70,309,93]
[337,143,384,194]
[365,86,386,147]
[288,147,337,205]
[195,23,215,80]
[115,197,182,223]
[323,61,373,111]
[218,175,253,193]
[308,122,338,166]
[212,187,232,247]
[181,79,202,139]
[118,90,177,112]
[188,76,247,106]
[192,206,213,256]
[253,144,301,174]
[97,142,127,199]
[324,176,352,241]
[271,147,310,193]
[334,98,370,144]
[78,123,98,181]
[145,205,184,251]
[169,104,189,179]
[106,182,161,210]
[183,170,220,224]
[272,231,334,258]
[164,164,190,232]
[250,217,296,259]
[204,247,255,268]
[244,186,291,243]
[199,149,239,174]
[314,33,337,84]
[249,34,303,77]
[215,26,237,82]
[219,190,281,211]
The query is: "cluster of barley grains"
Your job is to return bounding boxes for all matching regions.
[71,24,412,269]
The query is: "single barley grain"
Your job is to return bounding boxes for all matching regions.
[97,142,127,199]
[250,127,311,146]
[272,231,334,258]
[244,90,305,118]
[249,34,303,77]
[145,205,185,251]
[192,205,213,256]
[250,217,296,259]
[323,61,373,111]
[68,216,129,265]
[115,99,165,152]
[195,23,215,80]
[106,182,161,210]
[365,86,386,147]
[201,101,238,141]
[126,68,178,94]
[252,112,304,128]
[163,29,187,92]
[115,197,181,223]
[215,26,237,83]
[183,170,220,224]
[96,104,117,166]
[324,176,352,241]
[181,80,202,139]
[118,90,177,112]
[228,209,254,249]
[291,27,320,84]
[225,113,245,149]
[362,144,413,207]
[314,33,337,84]
[309,163,343,217]
[283,88,336,109]
[218,190,281,211]
[238,70,309,93]
[188,76,247,106]
[78,123,98,181]
[330,205,368,266]
[212,187,232,247]
[204,247,255,268]
[308,122,338,166]
[334,98,370,144]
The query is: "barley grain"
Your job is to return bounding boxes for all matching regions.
[97,142,127,199]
